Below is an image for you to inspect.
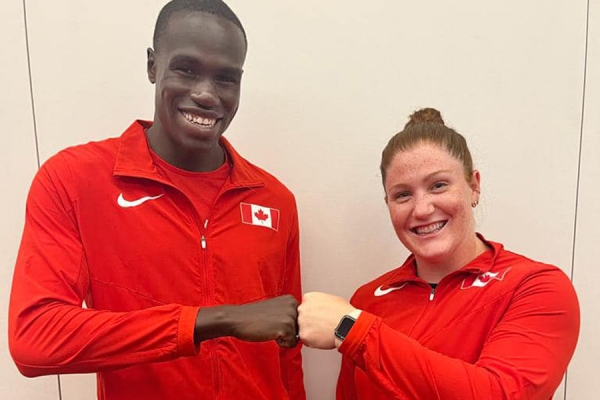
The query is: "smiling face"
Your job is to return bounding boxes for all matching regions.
[384,142,481,279]
[146,11,246,171]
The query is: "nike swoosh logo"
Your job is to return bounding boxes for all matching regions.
[374,283,408,297]
[117,193,164,208]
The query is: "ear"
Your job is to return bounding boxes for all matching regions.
[147,48,156,84]
[470,170,481,202]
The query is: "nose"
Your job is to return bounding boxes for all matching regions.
[412,194,434,219]
[190,79,218,109]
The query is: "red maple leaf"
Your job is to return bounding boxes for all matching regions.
[254,209,269,221]
[478,273,492,283]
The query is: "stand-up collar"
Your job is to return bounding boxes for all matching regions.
[383,233,503,287]
[113,120,264,187]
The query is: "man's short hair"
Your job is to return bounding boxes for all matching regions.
[153,0,247,49]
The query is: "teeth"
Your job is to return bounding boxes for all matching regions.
[414,222,445,235]
[182,112,216,127]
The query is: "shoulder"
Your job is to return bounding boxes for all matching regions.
[490,246,577,303]
[350,259,415,306]
[39,120,148,178]
[489,246,580,343]
[494,247,570,281]
[40,136,120,178]
[246,161,295,199]
[224,138,297,204]
[27,136,121,212]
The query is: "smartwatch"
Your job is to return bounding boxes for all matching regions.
[334,310,362,341]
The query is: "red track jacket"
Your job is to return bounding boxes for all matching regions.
[9,121,305,400]
[337,237,579,400]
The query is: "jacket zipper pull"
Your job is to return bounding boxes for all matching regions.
[429,286,436,301]
[201,220,208,249]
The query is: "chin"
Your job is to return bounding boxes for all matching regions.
[410,241,453,262]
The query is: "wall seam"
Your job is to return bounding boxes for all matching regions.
[565,0,590,399]
[22,0,63,399]
[22,0,41,170]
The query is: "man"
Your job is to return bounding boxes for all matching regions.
[8,1,305,399]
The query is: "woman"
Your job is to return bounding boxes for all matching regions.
[297,108,579,399]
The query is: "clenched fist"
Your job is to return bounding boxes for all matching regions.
[195,295,300,347]
[297,292,355,349]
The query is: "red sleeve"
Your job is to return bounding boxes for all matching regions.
[278,204,306,400]
[336,356,358,400]
[8,161,200,377]
[338,269,580,399]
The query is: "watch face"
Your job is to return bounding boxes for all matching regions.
[335,316,356,340]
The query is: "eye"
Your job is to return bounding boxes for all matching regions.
[393,191,411,202]
[430,182,448,192]
[216,74,239,85]
[174,66,194,76]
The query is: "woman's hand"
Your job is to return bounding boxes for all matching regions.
[297,292,356,349]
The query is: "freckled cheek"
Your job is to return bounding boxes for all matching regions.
[447,200,473,233]
[440,193,468,215]
[389,206,410,231]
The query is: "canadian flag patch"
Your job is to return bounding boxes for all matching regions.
[461,268,511,289]
[240,202,280,231]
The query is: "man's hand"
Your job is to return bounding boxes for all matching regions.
[195,295,299,347]
[297,292,355,349]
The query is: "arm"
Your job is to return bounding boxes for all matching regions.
[338,270,579,399]
[278,206,306,400]
[336,356,359,400]
[8,163,200,377]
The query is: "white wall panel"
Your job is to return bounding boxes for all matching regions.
[0,1,60,399]
[567,0,600,398]
[25,0,166,163]
[23,1,589,399]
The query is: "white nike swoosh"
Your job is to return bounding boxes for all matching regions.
[374,283,408,297]
[117,193,164,208]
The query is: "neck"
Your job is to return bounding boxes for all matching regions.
[146,125,226,172]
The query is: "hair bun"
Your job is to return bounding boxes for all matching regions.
[405,108,445,128]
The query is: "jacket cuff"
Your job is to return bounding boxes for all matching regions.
[338,311,380,370]
[177,306,201,356]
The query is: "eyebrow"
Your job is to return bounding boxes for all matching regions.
[169,55,243,75]
[387,169,453,190]
[169,55,197,65]
[424,169,453,180]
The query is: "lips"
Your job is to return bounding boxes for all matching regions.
[412,221,447,236]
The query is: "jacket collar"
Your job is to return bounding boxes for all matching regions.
[113,120,264,188]
[384,233,503,286]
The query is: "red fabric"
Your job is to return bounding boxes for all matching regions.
[337,236,579,400]
[9,120,305,400]
[149,145,231,223]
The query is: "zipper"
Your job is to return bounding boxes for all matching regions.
[199,216,218,398]
[407,283,436,336]
[199,184,257,400]
[429,286,436,301]
[201,220,208,249]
